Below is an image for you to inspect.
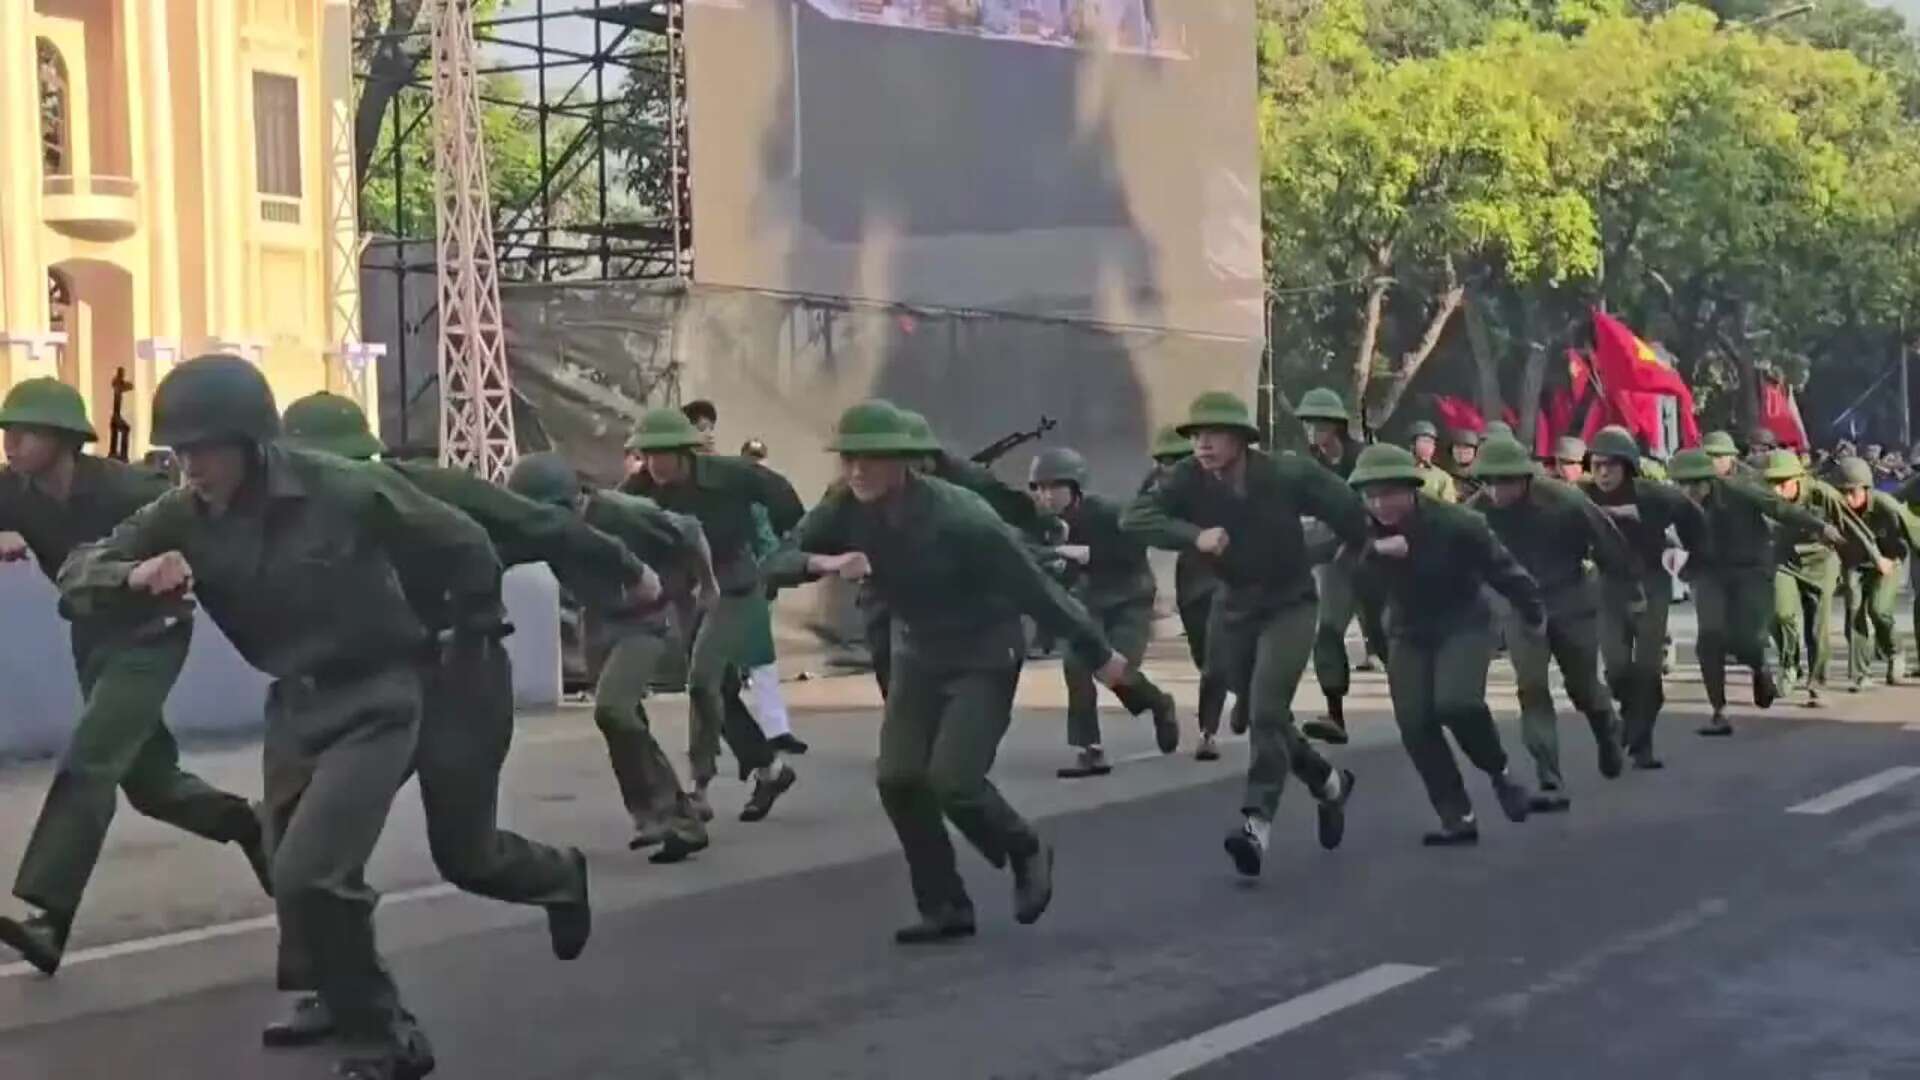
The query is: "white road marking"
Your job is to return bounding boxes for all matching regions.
[1085,963,1437,1080]
[0,883,459,981]
[1787,766,1920,816]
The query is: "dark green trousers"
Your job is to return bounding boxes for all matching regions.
[1691,567,1779,709]
[1311,560,1388,697]
[1775,555,1841,688]
[1599,570,1672,757]
[416,641,579,906]
[877,651,1037,917]
[1842,562,1901,682]
[1209,598,1334,819]
[13,623,255,920]
[265,664,420,1049]
[1175,578,1230,735]
[1504,578,1616,790]
[685,593,775,784]
[592,626,706,845]
[1065,596,1168,749]
[1386,625,1510,825]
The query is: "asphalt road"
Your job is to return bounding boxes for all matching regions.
[2,649,1919,1079]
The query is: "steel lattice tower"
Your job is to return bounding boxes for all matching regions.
[431,0,516,480]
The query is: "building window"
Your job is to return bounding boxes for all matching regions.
[252,72,302,198]
[38,40,69,174]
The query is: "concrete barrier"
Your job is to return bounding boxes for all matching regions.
[0,564,562,760]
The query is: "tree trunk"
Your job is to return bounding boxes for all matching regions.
[1370,274,1466,428]
[1350,248,1392,415]
[1714,312,1761,436]
[1464,293,1504,419]
[354,0,430,186]
[1517,297,1549,445]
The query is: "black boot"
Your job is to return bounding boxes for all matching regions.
[1056,747,1113,779]
[1422,816,1481,847]
[0,910,70,977]
[1528,785,1572,813]
[769,733,810,755]
[1228,697,1251,736]
[1491,772,1532,824]
[334,1019,436,1080]
[546,849,592,961]
[1697,711,1735,737]
[1151,693,1180,755]
[1316,769,1355,851]
[893,904,977,945]
[739,764,798,822]
[1011,842,1055,925]
[1301,694,1349,745]
[263,994,337,1048]
[1590,712,1625,780]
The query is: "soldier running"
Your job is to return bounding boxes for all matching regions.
[1141,424,1240,759]
[1760,450,1880,708]
[1293,387,1380,745]
[1831,457,1920,691]
[1123,391,1358,879]
[1347,444,1541,846]
[0,378,269,976]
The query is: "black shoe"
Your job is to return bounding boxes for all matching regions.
[1300,717,1349,745]
[1697,714,1735,737]
[1630,751,1666,771]
[893,905,977,945]
[627,819,668,850]
[1528,790,1572,814]
[1754,669,1779,709]
[1011,843,1055,925]
[769,733,810,755]
[1803,687,1825,710]
[1151,695,1180,755]
[0,912,69,977]
[1194,734,1221,762]
[1224,820,1265,878]
[646,830,710,865]
[263,994,336,1048]
[1423,818,1481,847]
[1591,715,1625,780]
[1316,769,1355,851]
[546,849,592,961]
[1492,774,1532,824]
[335,1025,436,1080]
[1056,748,1113,779]
[1229,700,1251,736]
[739,765,798,822]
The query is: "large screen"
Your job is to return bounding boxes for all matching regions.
[686,0,1264,341]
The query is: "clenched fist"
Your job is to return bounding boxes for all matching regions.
[1371,535,1410,559]
[0,531,28,562]
[1194,528,1230,556]
[129,551,193,596]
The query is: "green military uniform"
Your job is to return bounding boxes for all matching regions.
[283,394,605,926]
[1030,448,1176,773]
[1142,424,1236,749]
[0,380,263,973]
[62,356,501,1075]
[1762,451,1878,702]
[1467,437,1633,800]
[1667,449,1820,732]
[1124,392,1360,876]
[1295,388,1376,742]
[1348,445,1541,840]
[769,402,1106,937]
[1832,458,1920,687]
[1408,421,1459,503]
[1581,426,1704,767]
[623,409,801,786]
[1446,429,1483,502]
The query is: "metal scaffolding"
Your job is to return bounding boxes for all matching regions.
[356,0,691,449]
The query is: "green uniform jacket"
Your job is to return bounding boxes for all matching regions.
[1467,477,1637,602]
[770,475,1110,672]
[1847,489,1920,562]
[624,455,804,593]
[1684,477,1826,575]
[576,489,706,627]
[1309,435,1366,481]
[929,452,1047,541]
[1416,460,1458,503]
[60,446,502,679]
[1580,476,1704,579]
[1057,493,1155,612]
[1121,449,1367,611]
[1359,496,1544,642]
[1778,479,1879,569]
[1138,463,1218,604]
[1445,463,1481,503]
[0,456,188,652]
[381,460,644,631]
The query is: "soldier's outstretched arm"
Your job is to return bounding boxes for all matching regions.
[361,467,504,634]
[1478,524,1546,628]
[392,461,641,586]
[1575,489,1640,589]
[1292,457,1369,548]
[975,516,1112,672]
[760,487,856,588]
[1120,461,1202,551]
[56,497,184,617]
[745,460,808,537]
[1887,493,1920,554]
[1727,477,1826,535]
[937,453,1046,538]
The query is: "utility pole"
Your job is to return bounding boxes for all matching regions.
[432,0,517,482]
[1901,318,1912,449]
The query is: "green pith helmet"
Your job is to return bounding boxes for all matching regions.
[825,399,920,456]
[1668,449,1715,482]
[1485,420,1515,440]
[506,452,581,507]
[896,408,942,454]
[1702,430,1739,457]
[150,354,280,448]
[1763,449,1805,482]
[281,392,382,461]
[0,377,96,440]
[1407,420,1439,442]
[1150,424,1191,460]
[1347,444,1425,489]
[1029,446,1089,488]
[1452,428,1482,448]
[1294,387,1350,425]
[1470,435,1536,480]
[1588,425,1641,468]
[1176,391,1261,442]
[1554,436,1588,462]
[1837,457,1875,489]
[626,407,707,452]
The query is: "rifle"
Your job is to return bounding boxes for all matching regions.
[108,367,132,462]
[970,415,1057,466]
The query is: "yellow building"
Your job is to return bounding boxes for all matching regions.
[0,0,374,452]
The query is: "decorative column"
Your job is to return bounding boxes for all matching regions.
[0,1,50,378]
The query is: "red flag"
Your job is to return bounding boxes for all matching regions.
[1760,376,1810,450]
[1589,309,1701,447]
[1432,395,1486,435]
